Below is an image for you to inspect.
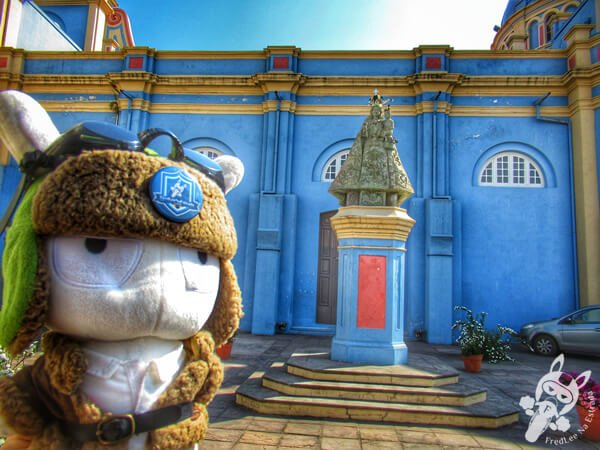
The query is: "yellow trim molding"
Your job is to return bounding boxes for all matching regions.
[330,206,416,242]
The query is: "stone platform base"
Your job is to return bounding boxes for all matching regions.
[236,351,519,429]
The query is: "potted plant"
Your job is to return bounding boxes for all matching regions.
[452,306,517,372]
[559,371,600,441]
[216,332,236,360]
[452,306,487,372]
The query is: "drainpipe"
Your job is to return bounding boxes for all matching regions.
[108,80,134,131]
[534,92,579,309]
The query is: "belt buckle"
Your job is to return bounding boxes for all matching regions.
[96,413,136,445]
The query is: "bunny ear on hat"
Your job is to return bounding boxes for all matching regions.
[0,90,59,355]
[0,90,60,163]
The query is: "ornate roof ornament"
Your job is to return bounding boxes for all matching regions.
[329,91,414,207]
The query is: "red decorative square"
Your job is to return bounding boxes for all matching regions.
[425,56,442,70]
[0,57,8,69]
[568,56,576,70]
[357,255,386,329]
[273,57,289,69]
[596,47,600,62]
[128,57,144,69]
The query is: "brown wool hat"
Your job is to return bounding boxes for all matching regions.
[32,149,238,259]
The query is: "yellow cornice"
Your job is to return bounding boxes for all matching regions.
[294,104,416,116]
[330,206,416,242]
[149,103,263,115]
[450,105,568,117]
[298,86,414,97]
[155,51,264,60]
[25,51,123,60]
[40,101,113,112]
[251,73,306,94]
[264,46,301,57]
[300,51,414,60]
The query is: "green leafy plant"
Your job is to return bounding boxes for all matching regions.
[452,306,517,363]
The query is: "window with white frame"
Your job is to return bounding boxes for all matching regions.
[322,150,349,181]
[194,147,223,160]
[479,152,544,187]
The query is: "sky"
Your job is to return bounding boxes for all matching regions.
[117,0,510,51]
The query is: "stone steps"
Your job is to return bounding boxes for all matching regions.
[262,365,487,406]
[235,351,520,429]
[236,377,519,429]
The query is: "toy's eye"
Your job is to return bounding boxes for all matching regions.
[178,248,219,292]
[197,252,207,264]
[49,237,143,288]
[85,238,107,254]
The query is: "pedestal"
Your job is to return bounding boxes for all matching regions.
[330,206,415,365]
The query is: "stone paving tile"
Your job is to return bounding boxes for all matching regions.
[284,421,322,436]
[359,425,399,441]
[362,440,406,449]
[211,417,254,430]
[434,432,480,447]
[320,436,362,449]
[204,427,244,443]
[247,418,288,433]
[471,435,524,449]
[321,423,360,439]
[278,433,320,448]
[232,444,278,450]
[200,440,236,449]
[402,444,445,450]
[396,429,441,444]
[238,430,282,447]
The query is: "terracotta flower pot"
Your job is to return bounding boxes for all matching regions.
[216,341,233,360]
[463,354,483,373]
[576,404,600,441]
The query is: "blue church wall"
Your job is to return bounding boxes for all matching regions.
[298,57,414,77]
[449,116,576,331]
[154,57,265,76]
[24,58,123,75]
[39,5,88,49]
[449,56,566,76]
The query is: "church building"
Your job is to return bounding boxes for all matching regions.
[0,0,598,344]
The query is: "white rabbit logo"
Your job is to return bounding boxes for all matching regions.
[519,354,591,443]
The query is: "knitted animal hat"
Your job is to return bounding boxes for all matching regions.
[0,90,244,355]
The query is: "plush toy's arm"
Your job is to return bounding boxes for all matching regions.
[0,370,48,437]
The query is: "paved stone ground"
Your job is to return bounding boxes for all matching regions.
[203,333,600,450]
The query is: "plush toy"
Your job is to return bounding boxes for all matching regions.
[0,90,244,449]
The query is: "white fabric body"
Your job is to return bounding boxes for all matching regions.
[80,338,184,450]
[46,237,220,341]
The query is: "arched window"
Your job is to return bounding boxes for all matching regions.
[528,20,540,48]
[321,150,349,181]
[545,13,557,44]
[479,152,544,187]
[194,147,222,160]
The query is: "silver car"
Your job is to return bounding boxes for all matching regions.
[519,305,600,356]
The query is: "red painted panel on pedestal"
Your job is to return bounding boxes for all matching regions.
[357,255,386,329]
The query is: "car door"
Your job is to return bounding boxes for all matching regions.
[558,307,600,355]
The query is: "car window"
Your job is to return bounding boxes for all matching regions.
[571,308,600,323]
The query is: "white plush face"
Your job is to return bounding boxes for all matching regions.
[46,236,220,341]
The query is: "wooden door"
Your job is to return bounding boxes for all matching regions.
[316,210,338,324]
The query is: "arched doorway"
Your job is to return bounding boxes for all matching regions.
[316,210,338,324]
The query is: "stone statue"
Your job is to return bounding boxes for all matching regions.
[329,91,414,207]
